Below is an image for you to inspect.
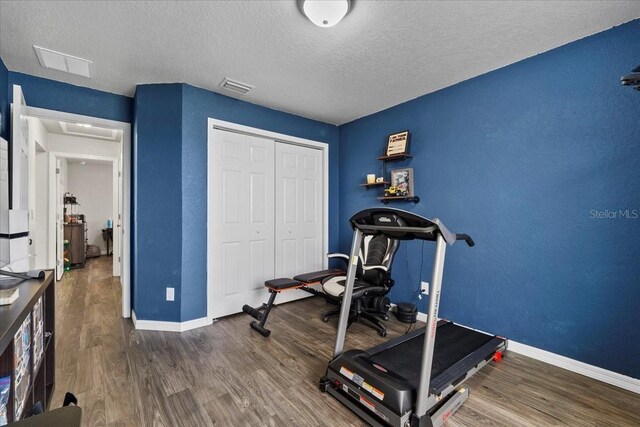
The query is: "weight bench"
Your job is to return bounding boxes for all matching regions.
[242,269,344,337]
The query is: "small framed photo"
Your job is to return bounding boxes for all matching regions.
[390,168,414,197]
[386,130,410,157]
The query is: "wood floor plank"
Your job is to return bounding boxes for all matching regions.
[165,389,213,427]
[50,257,640,427]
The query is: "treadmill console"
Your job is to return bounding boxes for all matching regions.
[350,208,456,243]
[372,213,404,227]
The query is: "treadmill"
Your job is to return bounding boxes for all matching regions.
[320,208,507,427]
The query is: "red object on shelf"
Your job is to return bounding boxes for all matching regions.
[493,351,503,362]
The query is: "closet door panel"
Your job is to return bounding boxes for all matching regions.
[221,242,241,297]
[211,130,274,318]
[275,142,324,304]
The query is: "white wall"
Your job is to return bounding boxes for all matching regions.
[35,152,49,268]
[47,134,120,158]
[27,117,50,269]
[60,158,68,196]
[67,162,113,254]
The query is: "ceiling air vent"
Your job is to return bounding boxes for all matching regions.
[219,77,254,95]
[33,45,93,78]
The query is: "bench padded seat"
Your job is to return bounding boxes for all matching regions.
[293,269,345,284]
[265,278,301,290]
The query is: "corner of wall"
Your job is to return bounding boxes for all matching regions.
[0,56,9,141]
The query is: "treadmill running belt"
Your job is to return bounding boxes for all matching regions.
[369,323,493,389]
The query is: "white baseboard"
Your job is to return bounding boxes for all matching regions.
[131,310,211,332]
[507,340,640,394]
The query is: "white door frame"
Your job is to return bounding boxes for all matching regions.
[27,106,132,318]
[207,118,330,321]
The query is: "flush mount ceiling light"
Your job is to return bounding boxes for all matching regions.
[299,0,352,28]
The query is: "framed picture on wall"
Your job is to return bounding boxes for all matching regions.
[386,130,410,157]
[390,168,414,197]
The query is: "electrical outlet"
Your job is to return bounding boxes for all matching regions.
[166,287,175,301]
[421,281,429,295]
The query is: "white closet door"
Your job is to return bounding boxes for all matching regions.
[210,130,275,318]
[275,142,324,304]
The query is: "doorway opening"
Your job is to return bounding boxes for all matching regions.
[18,96,131,317]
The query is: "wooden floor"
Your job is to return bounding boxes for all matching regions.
[51,257,640,426]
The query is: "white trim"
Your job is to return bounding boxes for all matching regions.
[131,310,212,332]
[508,340,640,394]
[206,118,330,322]
[26,106,132,318]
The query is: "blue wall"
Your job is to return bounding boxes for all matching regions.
[0,58,8,141]
[8,72,132,123]
[338,20,640,378]
[133,83,339,322]
[133,84,183,321]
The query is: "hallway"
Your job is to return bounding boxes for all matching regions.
[50,256,133,424]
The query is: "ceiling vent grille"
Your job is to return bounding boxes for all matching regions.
[59,121,119,141]
[33,45,93,78]
[219,77,254,95]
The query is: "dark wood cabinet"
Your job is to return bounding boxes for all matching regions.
[0,272,55,423]
[64,223,87,268]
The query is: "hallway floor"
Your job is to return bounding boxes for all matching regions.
[50,256,640,426]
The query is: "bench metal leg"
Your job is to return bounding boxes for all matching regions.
[245,290,278,337]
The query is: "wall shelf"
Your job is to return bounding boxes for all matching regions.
[364,132,419,204]
[377,154,413,162]
[360,182,389,189]
[378,196,420,204]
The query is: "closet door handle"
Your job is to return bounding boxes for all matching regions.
[288,229,292,234]
[256,230,260,234]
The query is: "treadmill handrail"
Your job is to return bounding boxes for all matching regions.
[354,224,438,236]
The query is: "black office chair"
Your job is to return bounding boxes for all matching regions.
[321,235,399,336]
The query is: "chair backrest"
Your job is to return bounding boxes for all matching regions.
[358,235,399,286]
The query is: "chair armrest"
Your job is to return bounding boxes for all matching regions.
[353,286,386,299]
[361,264,388,272]
[327,253,349,267]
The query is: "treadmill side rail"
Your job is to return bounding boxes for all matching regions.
[414,234,448,417]
[333,228,364,358]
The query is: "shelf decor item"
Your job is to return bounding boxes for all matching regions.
[385,130,410,157]
[390,168,414,197]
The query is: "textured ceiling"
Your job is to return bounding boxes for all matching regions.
[1,1,639,125]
